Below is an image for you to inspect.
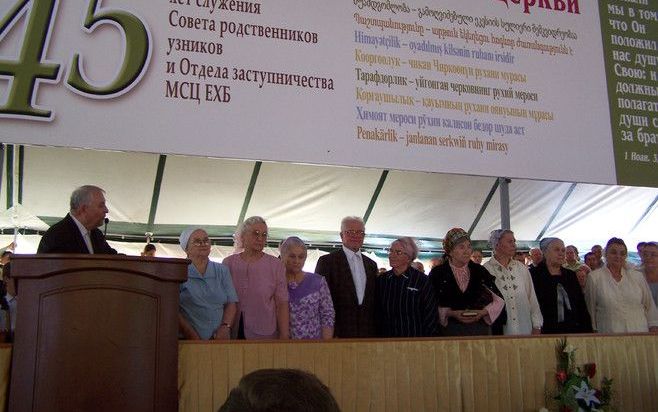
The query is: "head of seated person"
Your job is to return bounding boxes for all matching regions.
[218,368,340,412]
[141,243,156,257]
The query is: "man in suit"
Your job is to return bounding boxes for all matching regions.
[37,185,117,254]
[314,216,377,338]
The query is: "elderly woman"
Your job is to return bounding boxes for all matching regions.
[428,228,505,336]
[279,237,334,339]
[376,237,438,337]
[223,216,290,339]
[483,229,543,335]
[585,238,658,333]
[179,228,238,340]
[530,238,592,334]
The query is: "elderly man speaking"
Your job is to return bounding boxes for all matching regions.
[38,185,117,254]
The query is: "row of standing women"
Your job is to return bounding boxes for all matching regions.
[178,216,658,340]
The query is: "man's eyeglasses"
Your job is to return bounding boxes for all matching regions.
[343,230,365,237]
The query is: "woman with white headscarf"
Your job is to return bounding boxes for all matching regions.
[483,229,542,335]
[178,227,238,340]
[529,237,592,334]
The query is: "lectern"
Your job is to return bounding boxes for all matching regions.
[8,254,188,412]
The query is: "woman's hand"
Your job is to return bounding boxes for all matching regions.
[183,329,202,340]
[179,314,202,340]
[212,326,231,340]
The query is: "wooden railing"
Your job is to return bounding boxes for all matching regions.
[2,334,657,411]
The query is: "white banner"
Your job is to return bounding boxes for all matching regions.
[0,0,617,184]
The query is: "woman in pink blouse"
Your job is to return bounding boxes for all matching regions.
[223,216,290,339]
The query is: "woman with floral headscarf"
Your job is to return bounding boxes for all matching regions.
[428,228,506,336]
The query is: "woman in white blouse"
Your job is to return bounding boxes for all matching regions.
[585,237,658,333]
[483,229,543,335]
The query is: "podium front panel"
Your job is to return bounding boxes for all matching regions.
[8,255,188,412]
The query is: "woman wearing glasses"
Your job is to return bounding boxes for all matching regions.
[375,237,438,337]
[178,227,238,340]
[223,216,290,339]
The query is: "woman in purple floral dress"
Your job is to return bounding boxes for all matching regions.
[280,237,335,339]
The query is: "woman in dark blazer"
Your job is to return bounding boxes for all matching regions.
[429,228,506,336]
[530,237,592,334]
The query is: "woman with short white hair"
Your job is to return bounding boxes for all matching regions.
[223,216,289,339]
[376,237,438,337]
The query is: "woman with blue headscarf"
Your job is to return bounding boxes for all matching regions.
[530,237,592,334]
[178,227,238,340]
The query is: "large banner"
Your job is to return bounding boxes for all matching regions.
[0,1,656,187]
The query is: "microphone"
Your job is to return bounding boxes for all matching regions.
[104,218,109,236]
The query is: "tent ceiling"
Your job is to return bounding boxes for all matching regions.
[1,144,656,253]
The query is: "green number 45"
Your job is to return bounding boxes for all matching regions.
[0,0,151,121]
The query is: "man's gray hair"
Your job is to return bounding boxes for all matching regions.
[340,216,364,232]
[70,185,104,211]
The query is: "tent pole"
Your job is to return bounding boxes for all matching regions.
[499,177,511,230]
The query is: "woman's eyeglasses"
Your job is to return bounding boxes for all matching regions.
[191,238,211,246]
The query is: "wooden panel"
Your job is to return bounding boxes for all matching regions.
[8,255,187,412]
[0,335,655,411]
[0,345,10,412]
[177,335,658,412]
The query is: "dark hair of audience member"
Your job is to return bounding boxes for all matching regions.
[218,368,341,412]
[605,237,627,253]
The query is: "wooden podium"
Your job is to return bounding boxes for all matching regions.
[7,254,188,412]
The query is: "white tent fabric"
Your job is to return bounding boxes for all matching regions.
[1,145,656,259]
[156,156,254,226]
[0,204,49,232]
